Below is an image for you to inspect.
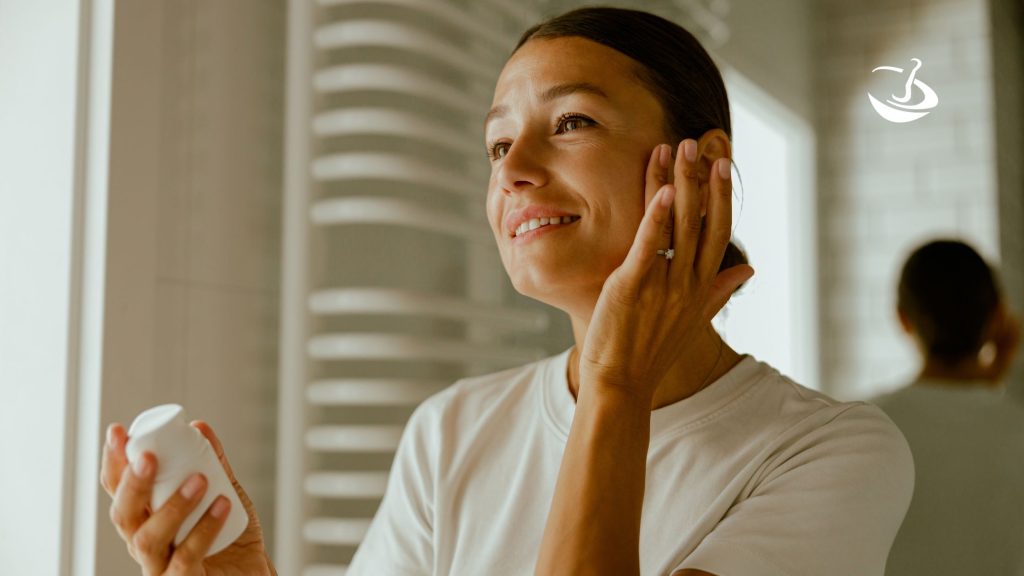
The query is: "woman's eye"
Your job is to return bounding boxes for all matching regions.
[556,114,595,134]
[487,142,510,161]
[486,115,593,161]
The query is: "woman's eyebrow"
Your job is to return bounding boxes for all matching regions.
[484,82,610,129]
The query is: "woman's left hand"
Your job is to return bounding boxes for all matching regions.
[577,139,754,404]
[980,300,1021,382]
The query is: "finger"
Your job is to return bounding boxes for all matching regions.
[100,423,129,497]
[192,421,257,522]
[702,264,755,323]
[132,473,210,574]
[695,158,734,282]
[644,143,672,209]
[671,139,703,272]
[110,451,157,543]
[618,184,677,294]
[167,496,232,571]
[191,421,236,480]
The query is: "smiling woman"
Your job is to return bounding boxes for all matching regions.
[95,6,915,576]
[343,7,916,576]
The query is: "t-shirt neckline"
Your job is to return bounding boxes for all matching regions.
[539,346,764,442]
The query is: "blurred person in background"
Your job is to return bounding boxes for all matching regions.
[873,238,1024,576]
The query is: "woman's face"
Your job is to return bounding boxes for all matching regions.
[485,36,669,311]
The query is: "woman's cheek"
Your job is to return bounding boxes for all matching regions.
[485,185,501,229]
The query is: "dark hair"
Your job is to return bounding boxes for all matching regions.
[513,6,747,276]
[897,239,1000,363]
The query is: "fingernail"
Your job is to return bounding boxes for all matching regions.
[658,144,670,169]
[660,185,675,208]
[181,474,205,499]
[133,454,152,479]
[683,139,697,163]
[718,158,731,180]
[106,425,115,447]
[211,496,230,519]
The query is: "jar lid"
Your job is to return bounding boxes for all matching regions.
[126,404,203,466]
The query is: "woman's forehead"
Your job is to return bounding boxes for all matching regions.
[492,36,641,102]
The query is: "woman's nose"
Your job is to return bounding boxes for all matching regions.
[496,138,549,194]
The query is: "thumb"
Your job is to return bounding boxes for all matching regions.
[191,420,237,480]
[703,265,755,323]
[190,420,259,518]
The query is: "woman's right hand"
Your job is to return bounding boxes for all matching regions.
[101,421,277,576]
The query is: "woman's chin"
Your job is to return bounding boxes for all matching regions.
[510,267,566,297]
[511,265,588,298]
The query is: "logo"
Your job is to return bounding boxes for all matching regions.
[867,58,939,123]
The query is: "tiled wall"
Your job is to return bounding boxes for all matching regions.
[96,2,284,573]
[814,0,1003,399]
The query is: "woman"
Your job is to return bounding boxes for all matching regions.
[100,7,913,575]
[875,239,1023,576]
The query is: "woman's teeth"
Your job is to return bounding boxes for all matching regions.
[514,215,580,237]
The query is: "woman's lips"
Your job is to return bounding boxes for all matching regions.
[511,219,579,244]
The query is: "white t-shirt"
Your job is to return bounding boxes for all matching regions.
[873,382,1024,576]
[347,347,914,576]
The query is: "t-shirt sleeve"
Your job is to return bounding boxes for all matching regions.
[345,396,441,576]
[674,404,915,576]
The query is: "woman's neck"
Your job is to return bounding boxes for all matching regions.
[918,356,999,387]
[566,327,743,410]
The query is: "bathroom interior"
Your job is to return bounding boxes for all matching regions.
[2,0,1022,574]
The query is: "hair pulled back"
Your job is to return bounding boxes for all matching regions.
[898,239,1000,363]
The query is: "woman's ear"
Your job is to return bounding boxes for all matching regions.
[694,129,731,216]
[897,309,914,334]
[897,309,930,358]
[696,128,732,180]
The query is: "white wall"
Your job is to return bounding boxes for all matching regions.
[814,0,1000,399]
[715,0,816,124]
[0,0,81,573]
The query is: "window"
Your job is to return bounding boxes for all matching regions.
[713,69,819,387]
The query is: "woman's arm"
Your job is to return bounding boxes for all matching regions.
[534,385,651,575]
[534,385,718,576]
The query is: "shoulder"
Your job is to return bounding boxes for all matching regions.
[746,363,914,488]
[740,361,904,436]
[751,361,900,428]
[817,400,915,473]
[873,384,1024,445]
[672,366,915,576]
